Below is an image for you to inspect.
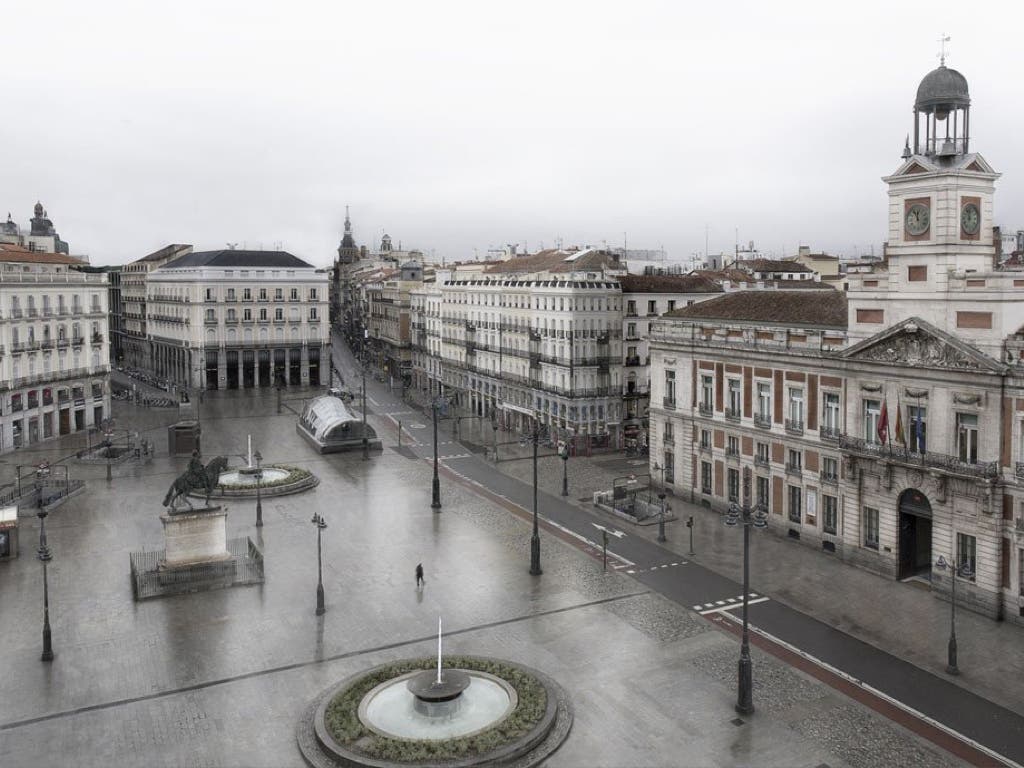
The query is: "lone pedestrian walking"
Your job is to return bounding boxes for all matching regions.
[415,563,425,589]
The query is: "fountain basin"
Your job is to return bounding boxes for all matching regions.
[218,468,290,486]
[360,670,515,740]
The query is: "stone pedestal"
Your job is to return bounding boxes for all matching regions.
[159,506,230,572]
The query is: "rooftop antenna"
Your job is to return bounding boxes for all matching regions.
[226,242,239,250]
[937,32,950,66]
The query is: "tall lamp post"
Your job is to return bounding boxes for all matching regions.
[652,461,668,543]
[490,408,499,464]
[560,442,570,497]
[529,422,545,576]
[935,554,974,675]
[431,396,443,510]
[36,463,54,662]
[724,467,767,715]
[254,450,263,528]
[311,512,327,615]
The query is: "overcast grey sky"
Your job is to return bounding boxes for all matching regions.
[3,0,1021,267]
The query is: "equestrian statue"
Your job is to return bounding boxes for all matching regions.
[162,451,229,511]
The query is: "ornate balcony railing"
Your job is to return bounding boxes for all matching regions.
[820,424,841,442]
[1015,462,1024,480]
[785,462,802,476]
[754,455,769,468]
[698,403,713,417]
[663,397,676,410]
[839,435,999,479]
[754,413,772,429]
[820,471,839,485]
[785,419,804,435]
[725,407,741,422]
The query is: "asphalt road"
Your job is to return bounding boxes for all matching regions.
[332,333,1024,767]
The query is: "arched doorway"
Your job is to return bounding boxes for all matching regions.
[898,488,932,580]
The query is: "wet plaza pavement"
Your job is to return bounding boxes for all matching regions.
[0,379,1004,767]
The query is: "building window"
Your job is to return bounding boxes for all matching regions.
[956,413,978,464]
[243,308,252,321]
[205,309,215,322]
[701,375,714,411]
[275,288,283,300]
[864,507,879,549]
[310,288,318,300]
[309,307,318,320]
[647,299,657,315]
[663,451,674,484]
[259,308,267,321]
[275,308,284,321]
[664,421,674,444]
[627,322,637,338]
[823,495,838,534]
[756,441,769,464]
[756,476,769,508]
[956,533,977,580]
[727,435,739,456]
[243,288,252,301]
[727,379,741,417]
[626,300,636,316]
[664,370,676,407]
[788,388,804,426]
[727,468,739,501]
[863,399,881,444]
[822,456,838,481]
[757,382,771,421]
[227,309,236,321]
[787,449,802,472]
[701,461,712,494]
[788,486,802,523]
[908,405,927,453]
[823,392,840,434]
[259,288,268,300]
[227,288,236,300]
[700,429,711,450]
[205,288,214,301]
[667,300,676,311]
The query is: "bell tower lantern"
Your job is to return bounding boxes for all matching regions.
[913,61,970,158]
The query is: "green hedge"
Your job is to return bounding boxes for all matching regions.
[324,657,547,762]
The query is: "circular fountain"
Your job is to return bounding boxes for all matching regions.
[297,617,572,767]
[217,467,290,486]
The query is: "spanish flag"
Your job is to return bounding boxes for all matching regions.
[877,400,889,445]
[894,394,905,446]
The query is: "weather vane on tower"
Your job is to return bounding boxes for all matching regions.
[937,33,951,66]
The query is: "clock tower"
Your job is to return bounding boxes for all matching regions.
[882,62,1000,277]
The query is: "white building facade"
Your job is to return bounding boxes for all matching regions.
[145,250,330,390]
[0,246,110,450]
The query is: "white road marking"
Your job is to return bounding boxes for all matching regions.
[700,596,770,615]
[591,523,626,538]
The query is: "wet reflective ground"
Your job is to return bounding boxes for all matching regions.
[0,387,965,767]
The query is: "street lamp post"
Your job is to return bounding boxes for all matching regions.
[491,408,499,464]
[652,461,667,543]
[560,443,569,497]
[530,423,544,576]
[311,512,327,615]
[724,468,768,715]
[36,464,54,662]
[431,397,443,510]
[254,450,263,528]
[935,554,974,675]
[362,331,369,461]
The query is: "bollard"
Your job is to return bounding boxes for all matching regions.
[687,516,695,555]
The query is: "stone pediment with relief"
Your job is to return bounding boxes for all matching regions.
[840,317,1004,373]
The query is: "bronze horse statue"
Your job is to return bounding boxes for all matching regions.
[162,455,229,511]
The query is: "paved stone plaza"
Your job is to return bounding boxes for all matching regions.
[0,390,978,766]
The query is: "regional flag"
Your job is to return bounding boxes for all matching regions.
[894,395,905,446]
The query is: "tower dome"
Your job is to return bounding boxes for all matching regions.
[915,64,970,115]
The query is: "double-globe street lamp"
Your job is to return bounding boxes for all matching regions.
[311,512,327,616]
[724,468,767,715]
[935,554,974,675]
[36,463,54,662]
[560,442,570,497]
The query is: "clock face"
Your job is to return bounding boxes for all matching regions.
[961,203,980,236]
[905,203,930,236]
